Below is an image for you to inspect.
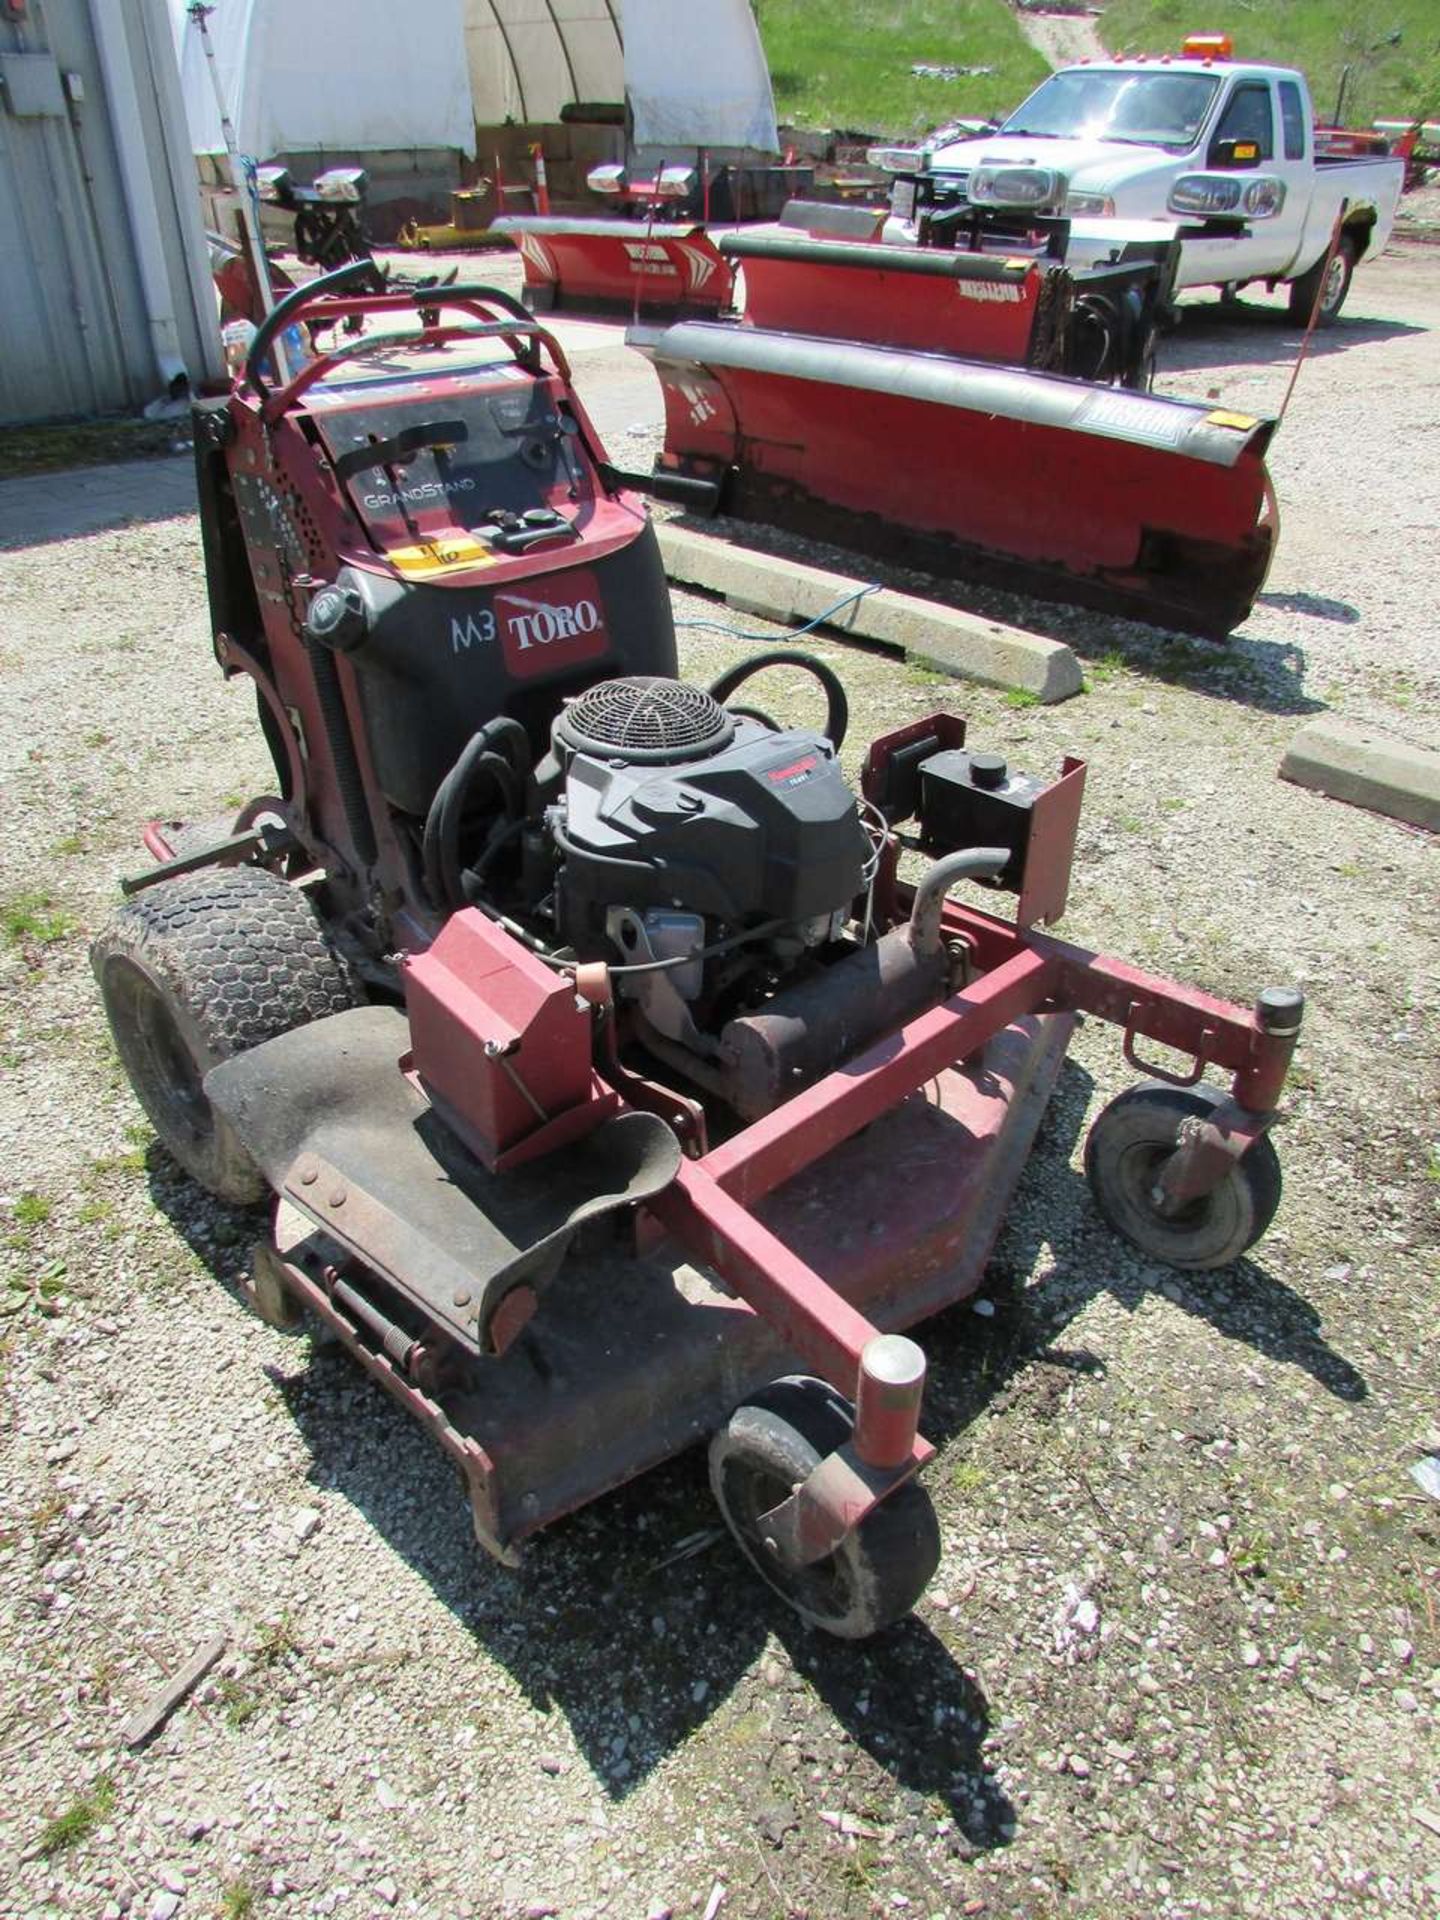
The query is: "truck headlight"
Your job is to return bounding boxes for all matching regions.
[1242,176,1286,218]
[890,179,918,222]
[868,145,928,174]
[1168,173,1242,216]
[1065,190,1116,217]
[314,167,367,204]
[969,166,1065,213]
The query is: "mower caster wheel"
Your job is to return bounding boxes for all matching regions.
[92,866,356,1204]
[710,1376,940,1640]
[1084,1081,1282,1271]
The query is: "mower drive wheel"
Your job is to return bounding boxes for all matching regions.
[92,866,355,1203]
[1084,1082,1282,1271]
[710,1375,941,1640]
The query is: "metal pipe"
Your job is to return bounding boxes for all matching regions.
[186,0,280,356]
[87,0,190,391]
[907,846,1010,955]
[853,1335,927,1470]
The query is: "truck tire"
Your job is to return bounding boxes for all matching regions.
[1287,234,1355,327]
[92,866,356,1203]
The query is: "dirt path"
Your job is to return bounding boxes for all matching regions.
[1013,5,1108,69]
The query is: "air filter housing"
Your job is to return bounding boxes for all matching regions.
[555,676,735,765]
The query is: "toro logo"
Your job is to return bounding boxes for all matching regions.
[495,570,609,679]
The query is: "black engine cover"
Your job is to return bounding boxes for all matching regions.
[556,722,867,937]
[329,527,677,818]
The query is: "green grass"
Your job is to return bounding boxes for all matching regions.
[756,0,1049,135]
[12,1192,53,1229]
[1,891,73,948]
[221,1883,257,1920]
[0,416,186,480]
[37,1776,115,1857]
[1101,0,1440,126]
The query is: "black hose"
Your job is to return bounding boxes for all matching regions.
[707,648,849,751]
[422,719,531,910]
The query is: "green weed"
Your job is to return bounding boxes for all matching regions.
[2,892,72,948]
[12,1192,53,1229]
[221,1883,257,1920]
[37,1775,115,1857]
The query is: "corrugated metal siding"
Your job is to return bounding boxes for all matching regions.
[0,0,216,425]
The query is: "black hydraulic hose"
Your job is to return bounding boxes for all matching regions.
[304,640,378,868]
[423,718,531,910]
[707,648,850,752]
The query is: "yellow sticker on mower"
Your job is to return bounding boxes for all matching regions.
[387,534,496,579]
[1204,410,1259,432]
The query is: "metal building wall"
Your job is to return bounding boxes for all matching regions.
[0,0,220,425]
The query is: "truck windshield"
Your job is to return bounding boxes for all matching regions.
[1001,70,1221,151]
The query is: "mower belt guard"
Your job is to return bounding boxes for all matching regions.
[494,216,733,318]
[719,233,1047,364]
[632,321,1277,637]
[205,1007,680,1355]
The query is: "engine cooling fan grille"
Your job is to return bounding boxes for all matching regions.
[558,676,735,764]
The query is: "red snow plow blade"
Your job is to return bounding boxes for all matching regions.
[494,215,733,316]
[723,232,1055,365]
[631,320,1277,637]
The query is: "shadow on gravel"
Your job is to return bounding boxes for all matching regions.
[1158,305,1425,376]
[250,1343,1020,1837]
[1257,589,1360,625]
[682,514,1325,719]
[145,1150,1018,1830]
[972,1060,1369,1408]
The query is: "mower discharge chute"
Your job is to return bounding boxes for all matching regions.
[93,263,1303,1638]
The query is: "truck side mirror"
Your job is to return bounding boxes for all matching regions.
[1209,138,1262,171]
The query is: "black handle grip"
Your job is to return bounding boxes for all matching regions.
[599,463,722,513]
[245,261,539,394]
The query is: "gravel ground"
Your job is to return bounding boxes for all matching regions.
[0,242,1437,1920]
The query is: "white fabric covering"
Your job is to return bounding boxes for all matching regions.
[171,0,476,156]
[622,0,777,151]
[169,0,775,158]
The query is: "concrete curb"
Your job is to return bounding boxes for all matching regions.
[1280,716,1440,832]
[657,524,1084,704]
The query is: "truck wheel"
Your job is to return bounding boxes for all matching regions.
[92,866,355,1203]
[709,1375,941,1639]
[1288,235,1356,327]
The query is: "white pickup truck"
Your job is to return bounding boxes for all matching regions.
[876,39,1405,324]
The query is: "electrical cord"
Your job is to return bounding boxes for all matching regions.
[673,580,882,645]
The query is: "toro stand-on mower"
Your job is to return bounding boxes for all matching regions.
[93,262,1303,1637]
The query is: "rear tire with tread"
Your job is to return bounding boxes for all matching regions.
[92,866,355,1202]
